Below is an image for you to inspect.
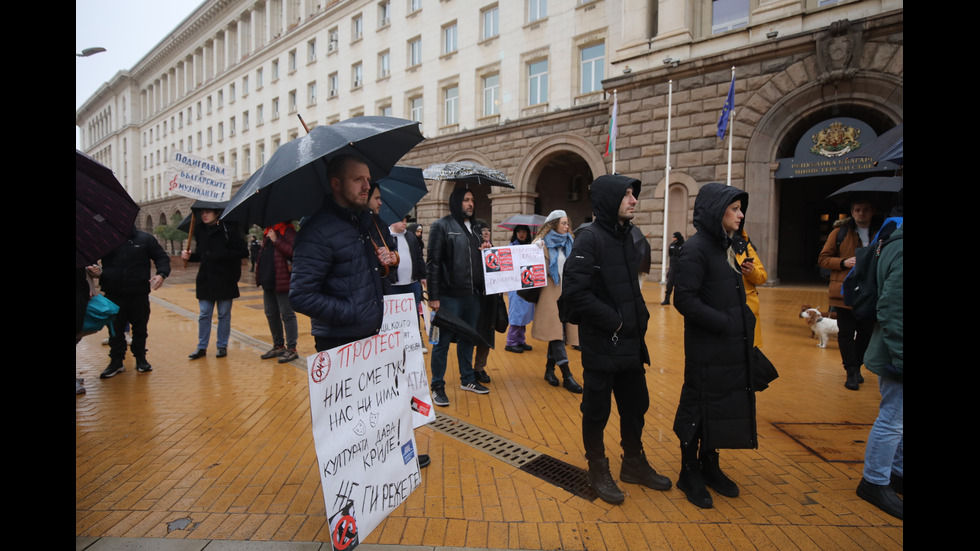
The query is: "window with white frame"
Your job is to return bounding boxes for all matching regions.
[218,122,224,140]
[352,63,363,88]
[289,90,297,112]
[443,22,458,55]
[272,97,280,119]
[378,1,391,28]
[329,28,339,52]
[409,37,422,66]
[229,116,236,136]
[352,14,364,41]
[258,143,265,165]
[528,59,548,105]
[444,85,459,126]
[257,104,264,124]
[711,0,749,34]
[528,0,546,22]
[217,90,223,107]
[379,103,392,116]
[410,96,423,123]
[197,101,202,119]
[482,5,499,40]
[483,73,500,116]
[408,0,421,13]
[243,110,249,130]
[196,131,202,148]
[272,59,280,80]
[256,68,263,88]
[580,42,604,94]
[244,148,251,173]
[242,75,249,95]
[207,127,213,144]
[329,73,339,97]
[308,38,317,62]
[289,49,297,72]
[308,81,317,104]
[378,50,391,78]
[230,83,236,102]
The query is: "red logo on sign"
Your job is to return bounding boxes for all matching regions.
[332,514,358,550]
[311,351,331,383]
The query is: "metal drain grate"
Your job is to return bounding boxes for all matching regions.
[429,412,541,467]
[519,455,597,501]
[428,412,596,500]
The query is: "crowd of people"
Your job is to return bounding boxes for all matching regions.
[78,157,901,520]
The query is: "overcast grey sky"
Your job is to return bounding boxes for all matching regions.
[76,0,205,144]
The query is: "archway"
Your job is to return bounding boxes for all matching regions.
[745,72,903,284]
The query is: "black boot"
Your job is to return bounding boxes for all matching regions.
[544,359,559,386]
[661,294,670,305]
[677,442,712,508]
[890,472,903,495]
[587,457,625,505]
[845,367,860,390]
[559,364,583,393]
[620,452,671,491]
[856,478,903,520]
[699,448,738,497]
[856,366,865,384]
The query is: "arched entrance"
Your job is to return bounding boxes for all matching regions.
[744,73,903,284]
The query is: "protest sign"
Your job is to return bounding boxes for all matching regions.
[165,151,232,202]
[481,243,547,295]
[306,293,431,550]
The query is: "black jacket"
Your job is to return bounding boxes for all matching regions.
[99,228,171,297]
[425,188,484,301]
[672,182,757,450]
[189,221,248,301]
[563,174,650,371]
[290,199,385,341]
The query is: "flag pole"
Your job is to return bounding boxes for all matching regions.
[612,90,618,174]
[661,79,673,283]
[726,66,734,186]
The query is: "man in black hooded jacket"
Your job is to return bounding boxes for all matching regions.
[426,188,489,406]
[563,174,672,505]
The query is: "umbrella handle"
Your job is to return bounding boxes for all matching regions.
[298,114,310,134]
[183,216,195,268]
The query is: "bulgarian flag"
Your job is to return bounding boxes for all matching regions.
[604,94,618,157]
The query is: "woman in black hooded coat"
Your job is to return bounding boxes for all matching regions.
[672,182,757,509]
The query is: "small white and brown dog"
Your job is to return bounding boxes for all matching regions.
[800,307,838,348]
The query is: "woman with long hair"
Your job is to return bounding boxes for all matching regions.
[531,210,582,393]
[672,183,757,509]
[504,225,534,353]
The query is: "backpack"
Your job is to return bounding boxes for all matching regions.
[78,294,120,338]
[841,217,903,321]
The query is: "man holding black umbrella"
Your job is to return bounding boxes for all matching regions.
[289,154,393,352]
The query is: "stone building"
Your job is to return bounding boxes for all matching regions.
[76,0,903,283]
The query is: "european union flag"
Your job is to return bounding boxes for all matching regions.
[717,74,735,139]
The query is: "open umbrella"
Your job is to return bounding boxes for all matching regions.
[859,123,903,166]
[76,150,140,268]
[422,161,514,188]
[221,116,424,227]
[497,213,546,230]
[177,200,231,232]
[827,176,903,205]
[376,166,427,226]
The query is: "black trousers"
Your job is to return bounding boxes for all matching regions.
[107,293,150,360]
[581,366,649,462]
[835,307,874,370]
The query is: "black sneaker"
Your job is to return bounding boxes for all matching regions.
[278,349,299,363]
[216,347,228,358]
[100,361,125,379]
[136,359,153,373]
[188,349,206,360]
[504,345,524,354]
[460,382,490,394]
[261,346,286,359]
[432,388,450,407]
[475,370,491,384]
[519,343,533,351]
[418,454,431,468]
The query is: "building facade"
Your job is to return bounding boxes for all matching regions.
[76,0,903,283]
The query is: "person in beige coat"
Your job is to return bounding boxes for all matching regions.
[531,210,582,393]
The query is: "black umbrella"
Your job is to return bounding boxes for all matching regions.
[859,123,903,166]
[221,116,424,227]
[422,161,514,188]
[76,150,140,268]
[497,213,546,230]
[827,176,903,205]
[431,307,491,349]
[177,200,232,232]
[376,166,428,226]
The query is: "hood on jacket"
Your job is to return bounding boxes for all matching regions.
[692,182,748,248]
[448,187,475,232]
[589,174,642,233]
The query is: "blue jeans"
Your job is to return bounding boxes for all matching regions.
[263,289,298,349]
[863,375,903,484]
[198,298,233,349]
[430,293,479,389]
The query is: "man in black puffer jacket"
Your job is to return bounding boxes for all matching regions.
[563,174,671,505]
[98,227,171,378]
[290,155,389,352]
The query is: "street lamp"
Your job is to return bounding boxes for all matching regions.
[77,47,107,57]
